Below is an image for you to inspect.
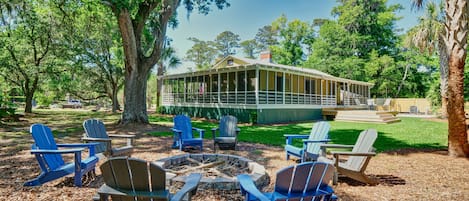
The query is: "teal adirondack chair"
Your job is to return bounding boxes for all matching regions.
[95,157,202,201]
[171,115,204,151]
[24,123,99,187]
[284,121,331,162]
[238,162,337,201]
[212,115,240,151]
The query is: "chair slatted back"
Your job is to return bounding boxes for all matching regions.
[30,124,64,170]
[219,115,238,137]
[345,129,378,171]
[173,115,193,140]
[305,122,330,154]
[274,162,335,198]
[100,158,166,201]
[83,119,109,153]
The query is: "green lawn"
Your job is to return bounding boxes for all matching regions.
[4,110,446,153]
[149,116,448,152]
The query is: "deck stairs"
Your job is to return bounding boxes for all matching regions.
[324,110,400,124]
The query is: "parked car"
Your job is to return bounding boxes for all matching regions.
[64,100,82,109]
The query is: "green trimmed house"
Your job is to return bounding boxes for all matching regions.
[160,53,373,124]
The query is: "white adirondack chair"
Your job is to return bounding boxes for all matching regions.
[318,129,378,185]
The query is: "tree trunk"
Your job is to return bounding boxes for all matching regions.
[121,68,149,124]
[111,84,120,113]
[445,0,469,157]
[156,62,164,109]
[24,91,33,113]
[438,33,449,118]
[115,9,152,124]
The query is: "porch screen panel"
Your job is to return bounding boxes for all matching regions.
[221,73,228,103]
[259,70,267,104]
[292,75,298,104]
[305,78,311,104]
[228,72,236,103]
[299,76,305,104]
[285,73,291,104]
[276,72,283,104]
[238,71,246,104]
[247,70,256,104]
[211,74,218,103]
[268,71,275,104]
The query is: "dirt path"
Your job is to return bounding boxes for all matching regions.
[1,123,468,200]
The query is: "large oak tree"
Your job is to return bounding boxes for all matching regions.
[102,0,229,124]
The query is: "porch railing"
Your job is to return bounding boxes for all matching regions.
[162,91,337,106]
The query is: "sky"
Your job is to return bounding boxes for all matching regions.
[166,0,425,74]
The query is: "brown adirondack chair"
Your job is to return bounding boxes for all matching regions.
[318,129,378,185]
[95,157,202,201]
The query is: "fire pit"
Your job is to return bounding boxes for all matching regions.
[155,154,269,191]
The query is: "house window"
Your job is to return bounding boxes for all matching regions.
[227,59,234,66]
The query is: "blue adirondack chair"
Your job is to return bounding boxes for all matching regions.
[82,118,135,157]
[24,123,99,187]
[171,115,204,151]
[284,121,331,162]
[212,115,240,151]
[95,157,202,201]
[238,162,337,201]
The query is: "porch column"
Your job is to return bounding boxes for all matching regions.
[255,67,259,105]
[235,71,238,104]
[283,72,285,104]
[217,72,221,103]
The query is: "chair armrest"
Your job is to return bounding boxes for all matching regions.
[284,134,309,138]
[108,134,136,138]
[192,127,205,138]
[320,144,355,149]
[211,128,219,139]
[303,139,331,143]
[81,137,112,142]
[31,148,84,154]
[284,134,309,145]
[237,174,270,201]
[97,184,170,199]
[57,143,98,156]
[236,128,240,134]
[172,128,182,133]
[303,139,331,147]
[170,173,202,201]
[331,151,376,157]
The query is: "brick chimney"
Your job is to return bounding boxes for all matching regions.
[259,50,272,63]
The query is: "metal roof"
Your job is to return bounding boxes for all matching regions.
[164,56,373,86]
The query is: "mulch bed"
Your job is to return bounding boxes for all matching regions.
[1,123,469,200]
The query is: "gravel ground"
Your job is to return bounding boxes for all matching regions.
[1,123,468,201]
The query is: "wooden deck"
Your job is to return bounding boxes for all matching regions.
[322,109,400,124]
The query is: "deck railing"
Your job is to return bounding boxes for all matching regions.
[163,91,337,106]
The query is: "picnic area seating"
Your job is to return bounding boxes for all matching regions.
[82,118,135,157]
[94,157,202,201]
[318,128,378,185]
[172,115,204,151]
[212,115,240,151]
[382,98,392,111]
[237,162,337,201]
[367,99,376,110]
[284,121,330,162]
[24,123,99,187]
[354,98,366,106]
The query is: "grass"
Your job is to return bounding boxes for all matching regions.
[149,115,448,152]
[2,110,448,153]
